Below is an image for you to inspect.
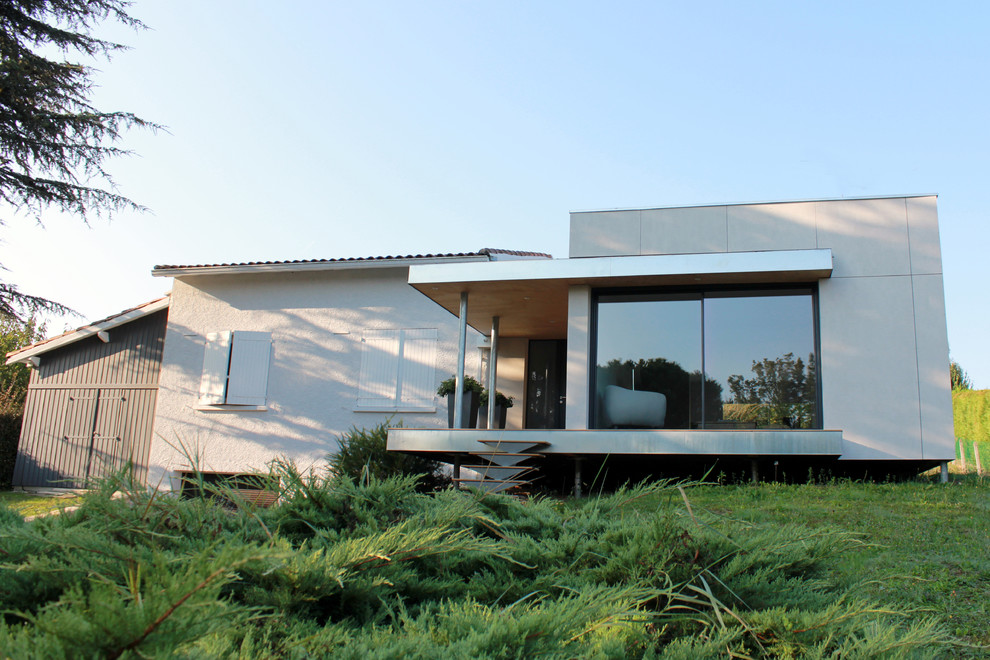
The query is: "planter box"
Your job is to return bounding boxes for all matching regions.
[477,404,508,429]
[446,391,480,429]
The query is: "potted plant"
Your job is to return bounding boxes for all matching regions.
[479,388,514,429]
[437,375,483,428]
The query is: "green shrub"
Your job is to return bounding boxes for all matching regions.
[0,316,45,489]
[0,470,952,657]
[479,388,514,408]
[328,420,451,491]
[436,374,483,397]
[0,391,23,489]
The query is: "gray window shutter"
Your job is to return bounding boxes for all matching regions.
[357,330,399,408]
[199,331,232,404]
[398,329,437,409]
[225,332,273,406]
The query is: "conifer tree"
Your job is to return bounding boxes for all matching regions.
[0,0,157,319]
[0,315,45,400]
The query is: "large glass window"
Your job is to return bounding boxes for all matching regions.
[704,292,818,429]
[593,288,819,429]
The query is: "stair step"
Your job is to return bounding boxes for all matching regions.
[468,452,545,467]
[478,440,550,453]
[460,465,533,480]
[454,479,530,494]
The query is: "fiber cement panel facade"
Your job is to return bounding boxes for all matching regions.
[568,196,953,461]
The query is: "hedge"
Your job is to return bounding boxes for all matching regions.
[953,389,990,444]
[0,401,23,490]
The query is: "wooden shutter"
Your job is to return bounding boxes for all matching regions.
[199,331,232,404]
[397,329,437,410]
[225,332,273,405]
[357,330,400,409]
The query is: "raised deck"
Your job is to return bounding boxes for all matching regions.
[388,428,844,462]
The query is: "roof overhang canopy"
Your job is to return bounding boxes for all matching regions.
[409,249,833,339]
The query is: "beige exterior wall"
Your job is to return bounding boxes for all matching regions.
[493,338,528,430]
[569,196,953,461]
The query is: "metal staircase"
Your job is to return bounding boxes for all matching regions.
[454,438,550,494]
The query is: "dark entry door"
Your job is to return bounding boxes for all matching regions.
[526,340,566,429]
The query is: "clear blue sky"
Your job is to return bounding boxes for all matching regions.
[3,1,988,387]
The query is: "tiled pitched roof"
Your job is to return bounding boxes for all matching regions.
[152,248,552,273]
[480,248,552,258]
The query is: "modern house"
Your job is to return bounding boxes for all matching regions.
[388,195,955,490]
[7,194,954,493]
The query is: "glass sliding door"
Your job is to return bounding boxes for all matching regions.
[592,287,820,430]
[703,291,818,428]
[594,294,702,429]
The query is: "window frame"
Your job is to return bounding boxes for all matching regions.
[196,331,273,410]
[589,284,822,430]
[355,328,438,413]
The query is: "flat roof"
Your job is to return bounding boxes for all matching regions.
[409,249,833,338]
[571,193,938,215]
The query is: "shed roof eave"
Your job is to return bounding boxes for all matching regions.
[6,296,170,365]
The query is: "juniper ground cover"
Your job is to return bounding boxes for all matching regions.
[1,462,972,658]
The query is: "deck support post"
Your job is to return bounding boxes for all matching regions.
[750,459,759,484]
[487,316,500,430]
[940,461,949,483]
[453,456,461,487]
[573,457,583,498]
[454,292,468,429]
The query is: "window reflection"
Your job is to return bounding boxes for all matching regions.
[704,293,818,429]
[595,296,704,430]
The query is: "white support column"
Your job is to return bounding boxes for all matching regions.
[487,316,500,430]
[940,461,949,483]
[454,292,469,429]
[566,285,592,429]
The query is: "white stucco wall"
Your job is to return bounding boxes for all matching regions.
[569,195,954,461]
[149,266,484,490]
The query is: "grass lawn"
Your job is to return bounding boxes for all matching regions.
[0,490,80,518]
[643,477,990,656]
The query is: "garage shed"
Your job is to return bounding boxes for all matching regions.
[7,298,168,489]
